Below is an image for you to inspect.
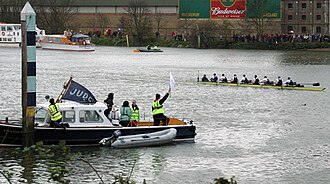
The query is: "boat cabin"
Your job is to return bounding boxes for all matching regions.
[0,23,45,46]
[0,23,21,44]
[42,34,92,45]
[35,101,114,127]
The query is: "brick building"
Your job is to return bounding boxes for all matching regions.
[281,0,330,34]
[1,0,330,35]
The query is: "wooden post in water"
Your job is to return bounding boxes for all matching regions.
[21,2,36,147]
[126,34,130,47]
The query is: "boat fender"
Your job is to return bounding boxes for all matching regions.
[1,32,5,36]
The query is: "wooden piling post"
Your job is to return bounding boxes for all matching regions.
[21,2,36,147]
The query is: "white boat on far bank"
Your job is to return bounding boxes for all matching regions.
[0,22,45,47]
[40,33,95,52]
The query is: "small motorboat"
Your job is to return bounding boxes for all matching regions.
[100,128,177,148]
[133,46,163,52]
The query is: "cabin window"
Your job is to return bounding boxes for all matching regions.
[35,108,48,124]
[62,110,75,123]
[79,110,103,123]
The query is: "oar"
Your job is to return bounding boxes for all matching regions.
[300,82,320,86]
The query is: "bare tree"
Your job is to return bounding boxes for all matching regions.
[190,20,218,48]
[120,0,152,45]
[154,10,163,38]
[96,14,111,36]
[0,0,25,23]
[36,0,74,34]
[245,0,273,42]
[218,20,234,42]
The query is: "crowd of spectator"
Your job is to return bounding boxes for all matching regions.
[233,33,330,43]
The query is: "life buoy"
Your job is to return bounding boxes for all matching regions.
[1,32,5,36]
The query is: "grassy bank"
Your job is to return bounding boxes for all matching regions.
[92,37,330,50]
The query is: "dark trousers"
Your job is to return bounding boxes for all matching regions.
[104,108,111,118]
[50,118,62,127]
[153,114,169,126]
[119,120,130,127]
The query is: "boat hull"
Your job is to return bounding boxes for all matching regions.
[0,123,196,146]
[134,49,163,52]
[40,42,95,52]
[197,82,325,91]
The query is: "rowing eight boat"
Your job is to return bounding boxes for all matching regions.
[197,82,326,91]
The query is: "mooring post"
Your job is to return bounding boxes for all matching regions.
[21,2,36,147]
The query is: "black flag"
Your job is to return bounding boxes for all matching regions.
[62,80,97,103]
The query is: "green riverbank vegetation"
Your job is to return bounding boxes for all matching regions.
[0,143,238,184]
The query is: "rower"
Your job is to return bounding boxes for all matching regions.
[240,74,249,84]
[252,75,259,85]
[275,76,283,86]
[231,74,238,83]
[210,73,218,82]
[220,74,228,83]
[284,77,294,86]
[260,76,270,85]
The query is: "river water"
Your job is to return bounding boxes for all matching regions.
[0,46,329,184]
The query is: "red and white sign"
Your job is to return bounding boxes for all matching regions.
[211,0,246,19]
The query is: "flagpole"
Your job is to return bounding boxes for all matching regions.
[56,77,73,103]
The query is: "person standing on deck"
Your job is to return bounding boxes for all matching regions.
[104,93,114,119]
[119,101,132,127]
[48,98,62,127]
[152,88,171,126]
[130,100,140,126]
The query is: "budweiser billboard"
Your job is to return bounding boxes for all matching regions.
[211,0,246,19]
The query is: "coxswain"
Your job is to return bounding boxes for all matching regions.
[201,74,209,82]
